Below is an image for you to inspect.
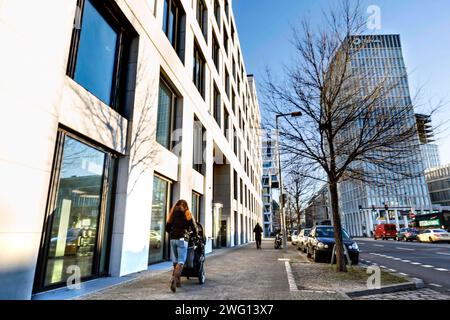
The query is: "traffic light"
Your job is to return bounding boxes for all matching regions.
[358,205,363,211]
[384,203,389,211]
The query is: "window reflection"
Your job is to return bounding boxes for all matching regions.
[44,136,106,287]
[149,176,171,264]
[74,0,118,106]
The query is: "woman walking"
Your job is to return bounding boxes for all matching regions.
[166,200,198,293]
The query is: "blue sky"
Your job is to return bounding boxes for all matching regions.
[233,0,450,164]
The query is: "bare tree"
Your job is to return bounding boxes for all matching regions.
[285,169,316,230]
[264,0,436,272]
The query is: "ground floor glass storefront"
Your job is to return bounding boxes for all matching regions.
[34,131,116,292]
[148,175,172,264]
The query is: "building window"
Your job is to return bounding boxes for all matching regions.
[156,78,179,151]
[149,175,172,264]
[212,32,220,72]
[196,0,207,41]
[234,170,238,200]
[245,185,248,208]
[213,84,221,127]
[35,130,117,291]
[233,126,238,156]
[223,26,229,55]
[214,0,220,27]
[225,0,229,20]
[163,0,186,62]
[231,22,235,44]
[225,68,230,98]
[193,42,206,98]
[193,117,206,174]
[232,90,236,115]
[192,192,202,223]
[224,108,229,140]
[240,178,243,204]
[66,0,136,110]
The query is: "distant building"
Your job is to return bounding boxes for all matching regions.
[416,114,441,170]
[426,165,450,206]
[262,131,280,236]
[338,35,432,237]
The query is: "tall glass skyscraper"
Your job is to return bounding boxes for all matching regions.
[339,35,432,237]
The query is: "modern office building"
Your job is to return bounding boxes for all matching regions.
[338,35,432,237]
[426,164,450,207]
[261,131,280,236]
[0,0,262,299]
[416,114,441,170]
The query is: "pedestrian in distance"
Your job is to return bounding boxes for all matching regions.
[166,200,198,293]
[253,222,263,249]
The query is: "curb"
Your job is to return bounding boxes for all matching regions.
[345,279,424,298]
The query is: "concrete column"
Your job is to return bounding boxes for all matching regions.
[357,212,363,237]
[394,209,400,231]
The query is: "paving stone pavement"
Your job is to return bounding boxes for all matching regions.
[79,240,346,300]
[77,240,449,301]
[354,288,450,300]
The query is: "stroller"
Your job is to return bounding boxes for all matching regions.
[181,223,206,284]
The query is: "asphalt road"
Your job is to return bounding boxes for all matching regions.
[356,238,450,293]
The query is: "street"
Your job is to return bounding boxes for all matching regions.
[357,239,450,293]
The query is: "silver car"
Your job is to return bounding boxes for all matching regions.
[297,228,311,253]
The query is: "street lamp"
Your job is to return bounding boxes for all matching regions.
[275,111,302,250]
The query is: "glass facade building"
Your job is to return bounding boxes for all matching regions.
[339,35,432,237]
[426,165,450,207]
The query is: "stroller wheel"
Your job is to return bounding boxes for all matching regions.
[198,265,206,285]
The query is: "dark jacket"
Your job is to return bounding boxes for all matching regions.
[253,224,263,239]
[166,209,198,241]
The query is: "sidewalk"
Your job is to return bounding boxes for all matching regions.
[79,240,346,300]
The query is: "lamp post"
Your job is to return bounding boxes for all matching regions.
[275,111,302,250]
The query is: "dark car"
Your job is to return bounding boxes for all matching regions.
[396,227,418,242]
[306,226,359,265]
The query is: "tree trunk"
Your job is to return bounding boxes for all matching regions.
[329,181,347,272]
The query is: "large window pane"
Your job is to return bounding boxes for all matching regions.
[74,0,118,106]
[156,82,173,149]
[149,176,171,264]
[44,136,106,287]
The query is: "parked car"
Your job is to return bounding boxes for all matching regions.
[291,230,299,245]
[150,231,162,249]
[374,224,397,240]
[396,227,418,242]
[306,226,359,265]
[417,229,450,243]
[297,228,311,252]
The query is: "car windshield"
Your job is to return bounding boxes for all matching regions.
[316,227,350,239]
[304,230,310,236]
